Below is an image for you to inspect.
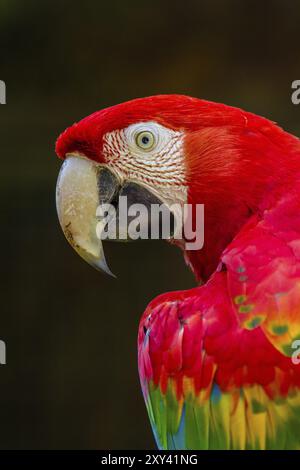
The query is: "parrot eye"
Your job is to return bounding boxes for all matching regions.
[135,131,155,151]
[124,121,174,156]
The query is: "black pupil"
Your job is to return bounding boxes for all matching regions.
[142,135,149,145]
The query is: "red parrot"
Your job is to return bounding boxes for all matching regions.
[55,95,300,449]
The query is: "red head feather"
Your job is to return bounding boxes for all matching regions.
[56,94,270,160]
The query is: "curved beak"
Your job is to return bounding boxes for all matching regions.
[56,155,176,277]
[56,156,119,276]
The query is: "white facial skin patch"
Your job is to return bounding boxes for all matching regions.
[102,121,186,189]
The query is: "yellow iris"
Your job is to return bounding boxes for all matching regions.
[135,131,155,151]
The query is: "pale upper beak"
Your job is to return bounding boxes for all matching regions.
[56,155,118,276]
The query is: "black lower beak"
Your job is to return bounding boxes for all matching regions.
[97,170,175,240]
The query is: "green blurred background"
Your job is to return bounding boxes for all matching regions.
[1,0,300,449]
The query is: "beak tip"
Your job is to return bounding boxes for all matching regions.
[92,254,117,279]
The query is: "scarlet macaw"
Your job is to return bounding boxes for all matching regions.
[55,95,300,449]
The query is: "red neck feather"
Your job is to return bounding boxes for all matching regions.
[183,117,300,282]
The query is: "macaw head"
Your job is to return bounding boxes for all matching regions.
[55,94,300,281]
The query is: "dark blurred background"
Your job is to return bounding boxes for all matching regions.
[0,0,300,449]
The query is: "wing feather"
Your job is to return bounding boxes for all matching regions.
[138,193,300,449]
